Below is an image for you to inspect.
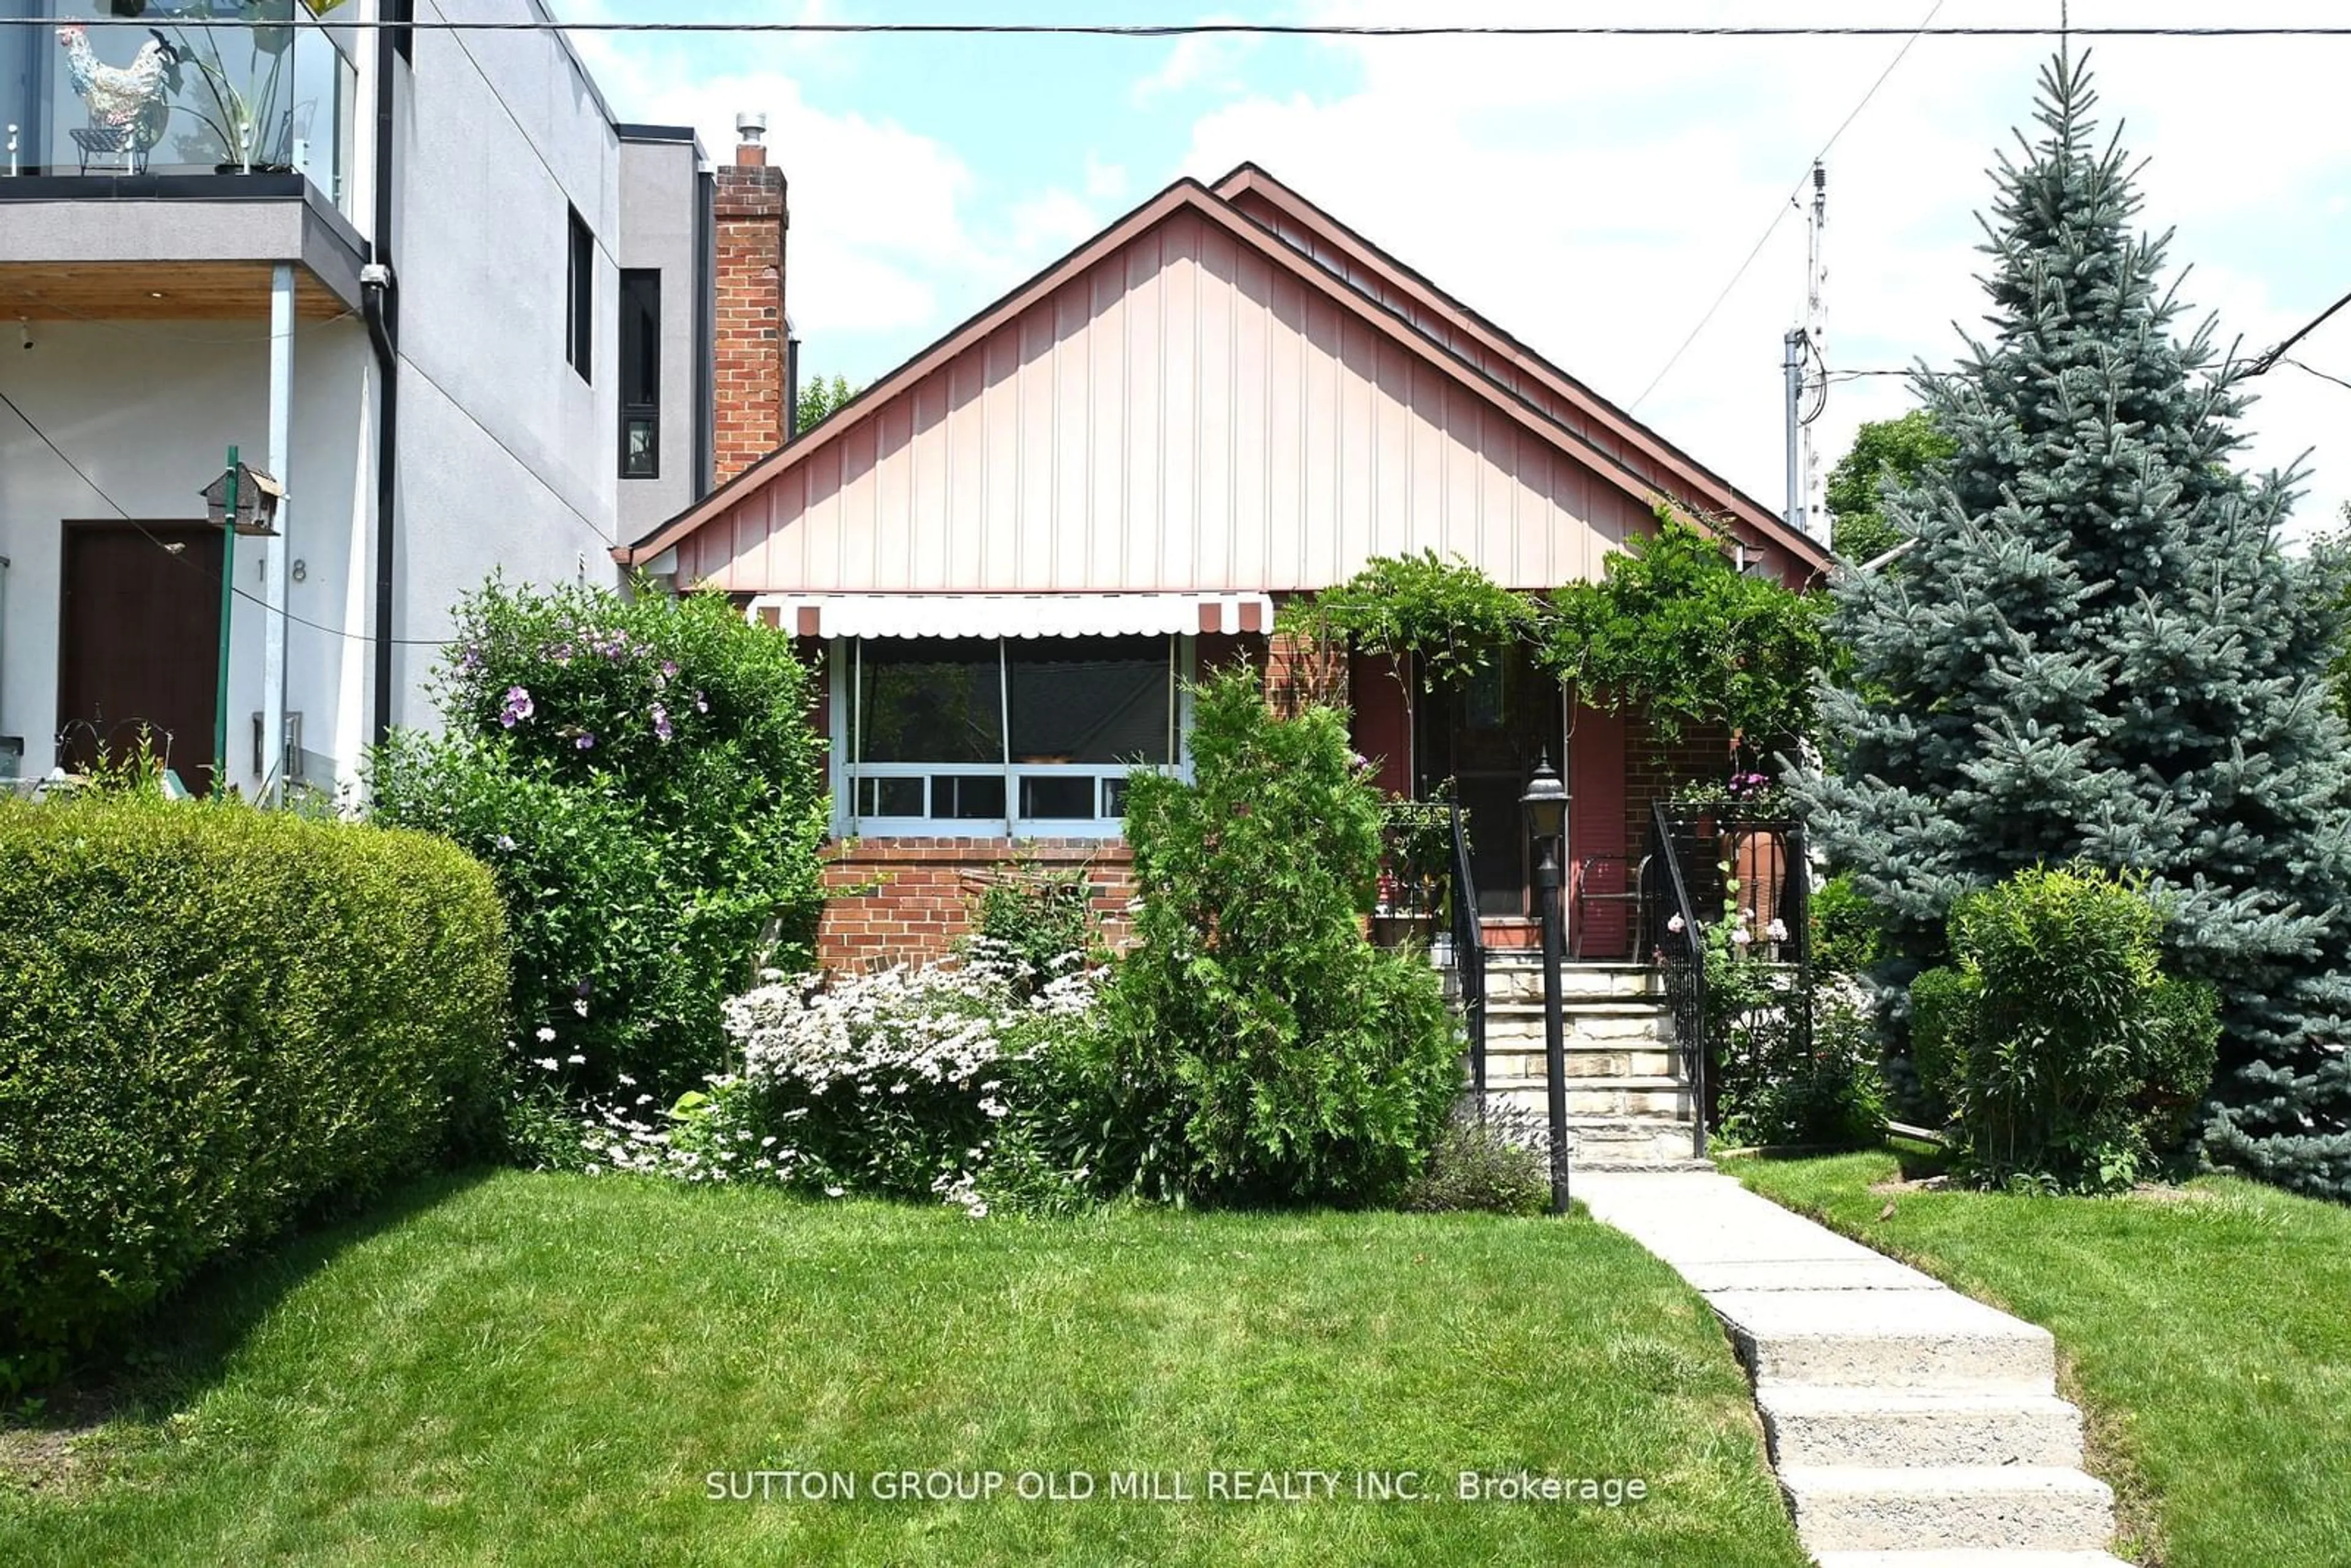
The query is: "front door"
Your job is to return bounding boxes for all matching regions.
[1414,644,1564,917]
[58,521,222,792]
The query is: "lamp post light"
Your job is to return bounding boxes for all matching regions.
[1520,751,1572,1215]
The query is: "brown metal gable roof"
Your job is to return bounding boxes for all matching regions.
[619,172,1828,581]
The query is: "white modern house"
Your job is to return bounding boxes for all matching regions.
[0,1,773,796]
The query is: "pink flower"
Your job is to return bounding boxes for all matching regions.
[498,686,534,727]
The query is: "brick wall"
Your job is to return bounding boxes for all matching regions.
[714,145,788,484]
[1265,628,1348,716]
[819,838,1136,971]
[1622,715,1734,854]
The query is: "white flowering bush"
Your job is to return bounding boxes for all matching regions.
[556,944,1106,1215]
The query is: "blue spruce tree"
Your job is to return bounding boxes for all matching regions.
[1798,54,2351,1198]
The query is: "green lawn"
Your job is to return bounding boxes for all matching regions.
[1733,1144,2351,1568]
[2,1171,1807,1567]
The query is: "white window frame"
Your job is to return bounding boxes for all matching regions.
[828,634,1197,839]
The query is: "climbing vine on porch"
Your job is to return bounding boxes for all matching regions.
[1275,549,1537,687]
[1540,503,1832,752]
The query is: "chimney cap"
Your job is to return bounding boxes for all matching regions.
[736,110,767,146]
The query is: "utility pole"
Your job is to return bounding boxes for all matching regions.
[1783,329,1805,539]
[1802,161,1828,541]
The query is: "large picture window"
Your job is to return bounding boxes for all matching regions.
[842,634,1185,833]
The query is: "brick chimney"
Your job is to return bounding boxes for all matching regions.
[713,111,787,484]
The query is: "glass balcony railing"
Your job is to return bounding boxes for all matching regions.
[1,2,358,216]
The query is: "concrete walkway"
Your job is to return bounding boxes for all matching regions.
[1578,1171,2129,1568]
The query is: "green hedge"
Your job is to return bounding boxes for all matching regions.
[0,795,509,1390]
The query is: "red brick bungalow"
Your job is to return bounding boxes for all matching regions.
[617,165,1829,970]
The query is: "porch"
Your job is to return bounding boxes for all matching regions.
[1387,780,1813,1170]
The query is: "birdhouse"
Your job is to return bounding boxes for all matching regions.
[201,462,283,536]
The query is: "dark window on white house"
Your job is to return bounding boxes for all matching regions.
[566,206,594,381]
[857,639,1004,765]
[844,634,1180,830]
[619,269,661,477]
[1005,637,1174,765]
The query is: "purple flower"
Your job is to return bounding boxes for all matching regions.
[575,731,596,750]
[660,660,680,680]
[651,702,673,742]
[575,978,593,998]
[498,686,534,727]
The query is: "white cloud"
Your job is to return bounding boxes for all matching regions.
[564,11,985,342]
[1133,28,1260,105]
[1082,152,1130,204]
[1006,187,1103,258]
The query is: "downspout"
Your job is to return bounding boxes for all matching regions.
[786,332,801,440]
[362,2,406,746]
[695,165,716,497]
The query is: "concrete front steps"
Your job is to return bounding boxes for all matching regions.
[1463,958,1704,1168]
[1578,1172,2129,1567]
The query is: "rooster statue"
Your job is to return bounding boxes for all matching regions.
[54,26,182,168]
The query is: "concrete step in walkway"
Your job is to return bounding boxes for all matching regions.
[1577,1171,2128,1567]
[1477,959,1659,1003]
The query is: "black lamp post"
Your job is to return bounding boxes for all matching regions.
[1520,751,1571,1215]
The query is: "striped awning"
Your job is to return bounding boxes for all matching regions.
[749,592,1273,639]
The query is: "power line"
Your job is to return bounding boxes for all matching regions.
[2247,287,2351,377]
[2285,358,2351,394]
[15,17,2351,37]
[0,384,455,648]
[1630,0,1948,411]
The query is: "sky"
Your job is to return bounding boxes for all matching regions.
[560,0,2351,542]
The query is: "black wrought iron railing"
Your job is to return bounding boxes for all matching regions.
[1648,802,1710,1160]
[1645,804,1813,1158]
[1449,802,1488,1102]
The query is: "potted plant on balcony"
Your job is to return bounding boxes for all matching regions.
[156,2,299,174]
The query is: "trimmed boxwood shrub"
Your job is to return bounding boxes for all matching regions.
[0,793,508,1392]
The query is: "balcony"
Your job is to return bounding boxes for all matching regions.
[4,2,355,200]
[0,2,364,320]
